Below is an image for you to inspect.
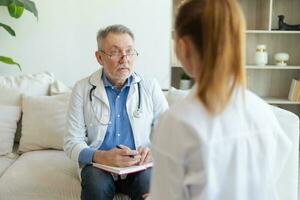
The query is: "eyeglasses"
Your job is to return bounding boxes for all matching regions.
[99,49,139,61]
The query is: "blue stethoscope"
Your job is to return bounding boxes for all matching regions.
[88,77,142,125]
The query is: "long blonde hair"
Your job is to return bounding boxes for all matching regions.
[175,0,246,115]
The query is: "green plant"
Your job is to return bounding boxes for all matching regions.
[181,71,191,80]
[0,0,38,71]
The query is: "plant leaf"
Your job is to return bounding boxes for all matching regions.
[8,1,25,18]
[0,22,16,36]
[0,0,11,6]
[16,0,38,19]
[0,56,21,71]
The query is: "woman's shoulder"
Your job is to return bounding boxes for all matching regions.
[164,93,206,124]
[243,90,280,126]
[153,93,210,151]
[245,90,274,115]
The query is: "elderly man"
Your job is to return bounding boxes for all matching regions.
[64,24,168,200]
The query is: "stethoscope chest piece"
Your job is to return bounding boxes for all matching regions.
[133,109,142,118]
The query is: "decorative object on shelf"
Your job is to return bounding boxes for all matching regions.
[255,44,268,66]
[179,72,192,90]
[278,15,300,31]
[288,79,300,101]
[274,52,289,66]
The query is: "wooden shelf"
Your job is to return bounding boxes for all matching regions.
[171,65,182,68]
[246,30,300,34]
[173,65,300,69]
[263,97,300,105]
[246,65,300,69]
[171,0,300,117]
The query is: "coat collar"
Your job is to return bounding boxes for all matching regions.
[89,68,141,87]
[88,68,142,105]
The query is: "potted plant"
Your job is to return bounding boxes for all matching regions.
[0,0,38,71]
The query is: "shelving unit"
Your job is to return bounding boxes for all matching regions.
[171,0,300,116]
[241,0,300,116]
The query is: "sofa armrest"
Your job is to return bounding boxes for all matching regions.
[272,106,299,200]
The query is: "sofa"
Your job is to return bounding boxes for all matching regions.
[0,72,298,200]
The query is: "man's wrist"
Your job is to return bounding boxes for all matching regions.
[92,150,106,164]
[79,148,96,164]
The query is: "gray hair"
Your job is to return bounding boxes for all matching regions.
[96,24,135,50]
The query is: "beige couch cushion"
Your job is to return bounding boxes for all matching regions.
[18,94,70,153]
[50,79,71,95]
[0,153,19,177]
[0,150,80,200]
[0,71,55,143]
[0,106,21,155]
[0,71,55,110]
[0,87,22,106]
[0,71,55,100]
[272,106,299,200]
[0,150,130,200]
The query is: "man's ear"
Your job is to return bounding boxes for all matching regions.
[95,51,104,65]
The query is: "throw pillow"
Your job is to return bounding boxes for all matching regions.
[18,93,70,153]
[0,106,21,155]
[50,80,71,96]
[0,71,56,143]
[0,87,22,106]
[0,71,55,99]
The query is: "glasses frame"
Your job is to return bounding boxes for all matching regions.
[99,49,139,61]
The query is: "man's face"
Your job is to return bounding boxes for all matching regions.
[95,33,137,84]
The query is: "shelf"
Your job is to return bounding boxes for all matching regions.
[171,0,300,117]
[173,65,300,69]
[246,30,300,34]
[263,97,300,105]
[246,65,300,69]
[171,65,182,68]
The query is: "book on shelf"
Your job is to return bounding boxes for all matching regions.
[92,162,153,175]
[288,79,300,101]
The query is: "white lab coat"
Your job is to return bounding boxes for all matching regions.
[64,69,168,166]
[150,87,291,200]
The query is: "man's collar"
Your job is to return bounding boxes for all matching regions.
[89,68,141,88]
[101,72,133,88]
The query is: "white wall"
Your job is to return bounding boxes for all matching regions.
[0,0,171,89]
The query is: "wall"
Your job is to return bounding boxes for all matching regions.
[0,0,171,88]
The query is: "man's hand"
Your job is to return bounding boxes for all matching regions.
[93,146,141,167]
[137,146,152,165]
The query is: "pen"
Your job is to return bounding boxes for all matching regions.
[116,145,135,158]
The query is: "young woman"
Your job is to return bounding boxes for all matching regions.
[149,0,291,199]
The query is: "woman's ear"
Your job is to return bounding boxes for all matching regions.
[175,38,187,62]
[95,51,104,65]
[175,37,193,73]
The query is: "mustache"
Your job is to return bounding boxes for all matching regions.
[118,64,130,69]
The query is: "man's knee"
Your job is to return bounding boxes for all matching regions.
[133,168,151,187]
[130,168,152,199]
[81,165,115,199]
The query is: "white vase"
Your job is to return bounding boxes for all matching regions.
[179,80,191,90]
[255,44,268,66]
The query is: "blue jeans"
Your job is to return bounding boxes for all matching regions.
[81,165,151,200]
